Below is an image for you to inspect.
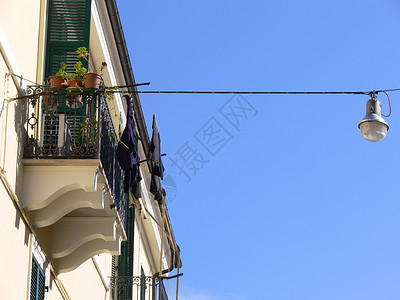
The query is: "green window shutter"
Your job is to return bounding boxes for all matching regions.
[126,205,134,277]
[111,255,116,299]
[45,0,92,78]
[30,257,46,300]
[30,261,38,300]
[117,200,134,278]
[117,200,135,300]
[37,270,45,300]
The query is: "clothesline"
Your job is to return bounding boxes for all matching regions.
[138,153,166,164]
[7,87,400,103]
[114,85,400,96]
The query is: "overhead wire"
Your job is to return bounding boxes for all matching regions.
[115,89,371,95]
[382,91,392,117]
[377,88,400,93]
[5,86,400,102]
[7,72,40,85]
[112,87,400,96]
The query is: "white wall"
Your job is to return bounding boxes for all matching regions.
[0,0,113,299]
[0,0,40,297]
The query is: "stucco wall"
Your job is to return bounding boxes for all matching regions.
[0,0,111,299]
[0,11,36,297]
[57,258,108,300]
[0,188,31,300]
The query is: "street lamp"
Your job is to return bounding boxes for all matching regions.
[358,92,389,142]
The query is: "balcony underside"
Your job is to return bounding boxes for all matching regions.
[22,159,126,274]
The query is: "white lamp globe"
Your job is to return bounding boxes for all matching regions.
[358,97,389,142]
[359,118,388,142]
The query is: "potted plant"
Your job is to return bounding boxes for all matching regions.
[66,61,86,88]
[76,47,106,89]
[49,62,67,88]
[65,61,87,109]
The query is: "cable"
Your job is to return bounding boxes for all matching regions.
[382,91,392,117]
[377,88,400,93]
[116,89,372,95]
[6,87,400,102]
[7,72,40,85]
[113,84,400,95]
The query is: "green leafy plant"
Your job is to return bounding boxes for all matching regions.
[74,61,87,79]
[76,47,89,59]
[55,62,67,78]
[76,47,107,74]
[65,61,87,82]
[105,86,118,101]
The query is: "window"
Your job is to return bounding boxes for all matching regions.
[114,204,134,300]
[30,257,45,300]
[45,0,92,78]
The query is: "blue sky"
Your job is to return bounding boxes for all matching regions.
[118,1,400,299]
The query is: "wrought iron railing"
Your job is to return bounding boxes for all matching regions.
[23,86,127,227]
[109,275,156,288]
[109,276,168,300]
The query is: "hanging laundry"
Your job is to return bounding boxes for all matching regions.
[132,170,142,200]
[148,114,165,203]
[151,174,166,202]
[116,95,141,193]
[148,114,165,178]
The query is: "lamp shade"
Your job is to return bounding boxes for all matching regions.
[358,98,389,142]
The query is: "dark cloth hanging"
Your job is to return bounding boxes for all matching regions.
[132,170,142,200]
[148,114,165,202]
[150,174,164,202]
[116,95,141,193]
[148,114,165,178]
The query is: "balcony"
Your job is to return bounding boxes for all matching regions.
[109,275,168,300]
[21,86,127,274]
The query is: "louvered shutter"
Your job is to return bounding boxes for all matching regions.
[37,270,45,300]
[30,258,46,300]
[45,0,92,78]
[117,200,134,299]
[111,255,116,299]
[30,261,38,300]
[126,206,134,277]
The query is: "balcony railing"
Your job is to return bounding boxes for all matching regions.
[109,276,168,300]
[23,86,127,228]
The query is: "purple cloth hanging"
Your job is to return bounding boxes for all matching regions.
[116,95,140,193]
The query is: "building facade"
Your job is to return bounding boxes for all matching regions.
[0,0,180,299]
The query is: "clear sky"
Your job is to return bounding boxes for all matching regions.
[117,1,400,299]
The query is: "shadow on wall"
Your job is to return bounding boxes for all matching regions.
[13,92,29,246]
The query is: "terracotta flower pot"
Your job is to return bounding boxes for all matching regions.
[67,80,83,88]
[49,76,65,89]
[83,73,102,89]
